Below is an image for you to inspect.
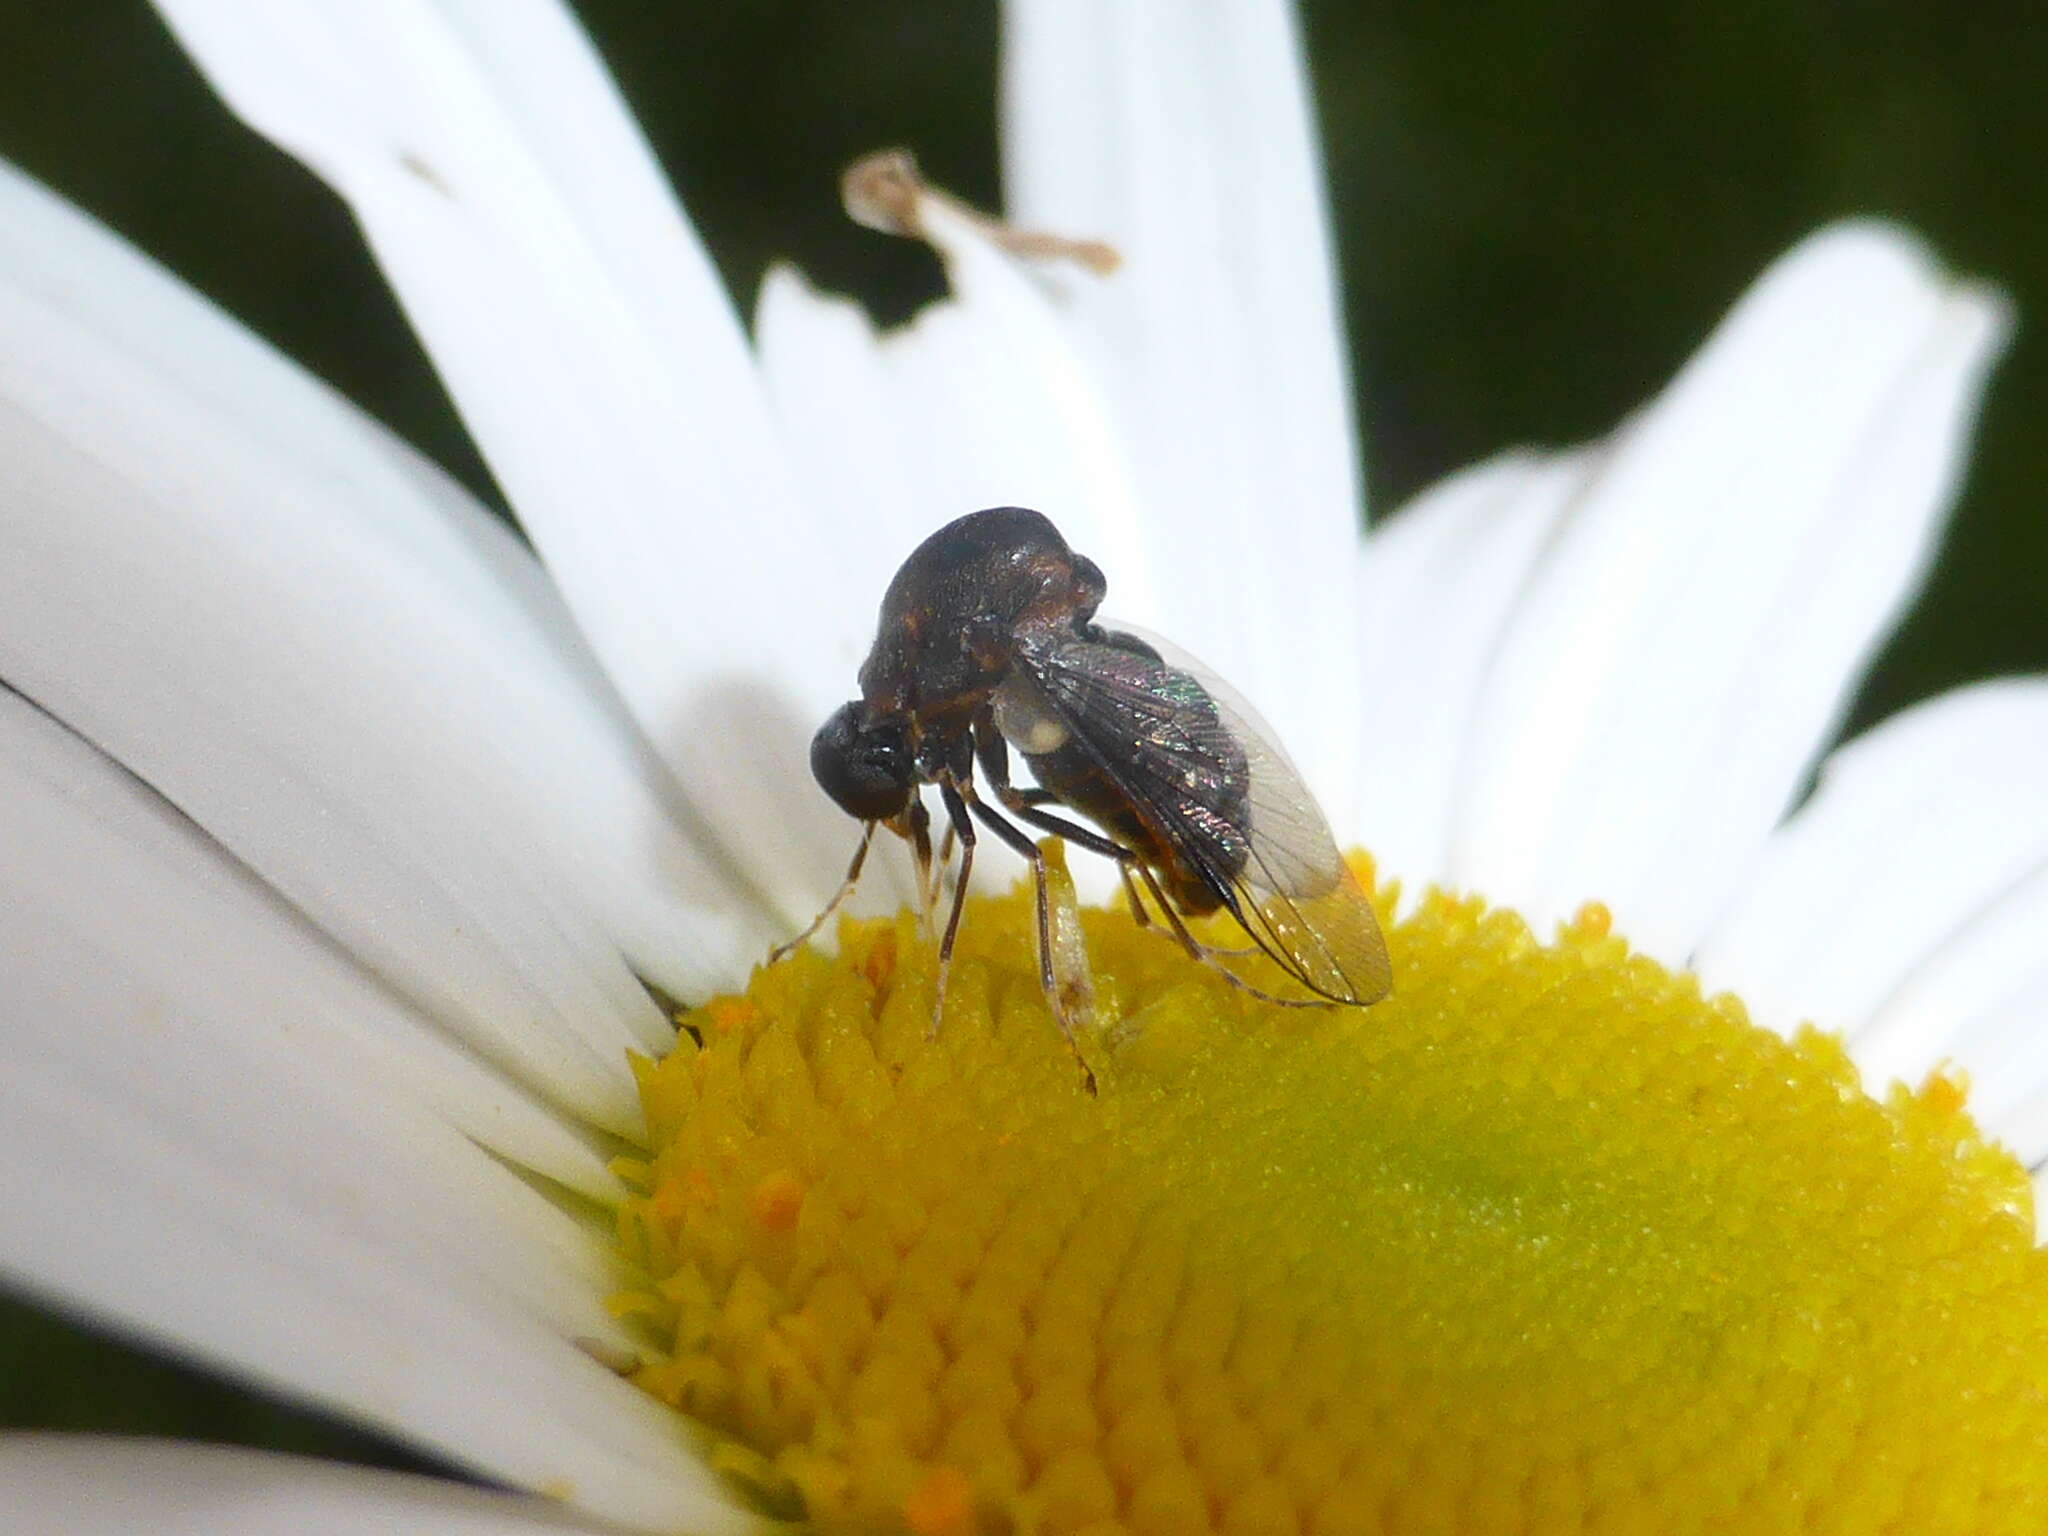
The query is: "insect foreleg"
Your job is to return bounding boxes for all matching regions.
[933,782,977,1039]
[767,821,878,965]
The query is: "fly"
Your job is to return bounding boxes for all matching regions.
[781,506,1391,1085]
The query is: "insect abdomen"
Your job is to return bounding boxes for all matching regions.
[1023,741,1247,915]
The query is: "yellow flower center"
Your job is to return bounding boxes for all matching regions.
[611,858,2048,1534]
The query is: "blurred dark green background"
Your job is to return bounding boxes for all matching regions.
[2,0,2043,1481]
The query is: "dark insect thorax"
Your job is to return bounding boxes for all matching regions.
[857,508,1106,774]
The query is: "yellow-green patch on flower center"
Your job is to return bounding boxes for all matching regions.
[612,862,2048,1533]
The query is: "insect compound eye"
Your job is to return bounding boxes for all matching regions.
[810,700,914,821]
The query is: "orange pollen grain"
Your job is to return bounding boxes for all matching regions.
[901,1466,978,1536]
[750,1170,806,1233]
[702,997,759,1035]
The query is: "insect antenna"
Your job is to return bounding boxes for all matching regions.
[767,820,879,967]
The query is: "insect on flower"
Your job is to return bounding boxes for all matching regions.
[780,507,1392,1082]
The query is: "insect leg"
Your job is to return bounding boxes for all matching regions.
[974,719,1134,862]
[999,799,1130,860]
[990,785,1265,964]
[1130,861,1327,1011]
[976,719,1150,931]
[957,783,1098,1095]
[768,820,878,965]
[995,794,1178,942]
[931,782,977,1039]
[1115,862,1156,930]
[997,801,1196,942]
[1108,868,1259,955]
[975,719,1173,939]
[903,797,938,938]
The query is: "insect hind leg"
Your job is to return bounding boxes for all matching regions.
[992,792,1289,1008]
[1111,866,1259,956]
[997,791,1275,974]
[1129,861,1330,1011]
[1007,803,1170,942]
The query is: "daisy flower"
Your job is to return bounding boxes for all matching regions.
[3,2,2044,1533]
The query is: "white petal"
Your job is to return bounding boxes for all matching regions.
[1696,681,2048,1147]
[1909,877,2048,1164]
[0,692,618,1205]
[884,220,1152,613]
[754,226,1151,632]
[149,0,859,922]
[0,385,646,1134]
[0,163,777,1131]
[0,701,750,1535]
[0,1438,614,1536]
[752,267,931,608]
[1449,224,2011,961]
[1353,450,1593,892]
[1001,0,1365,805]
[0,159,766,1008]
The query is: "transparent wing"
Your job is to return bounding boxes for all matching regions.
[1016,624,1391,1005]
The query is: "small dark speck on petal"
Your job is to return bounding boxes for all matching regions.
[398,150,453,197]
